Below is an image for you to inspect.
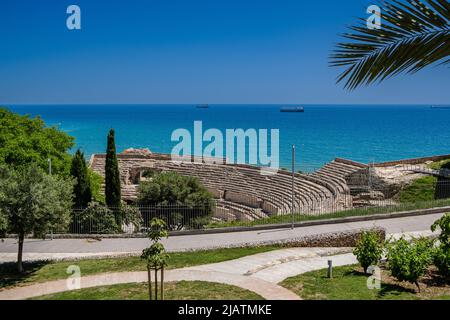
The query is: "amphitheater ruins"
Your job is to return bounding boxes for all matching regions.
[89,149,450,222]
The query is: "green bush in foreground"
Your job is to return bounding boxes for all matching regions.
[386,237,433,292]
[433,246,450,279]
[432,213,450,247]
[353,230,384,273]
[431,213,450,278]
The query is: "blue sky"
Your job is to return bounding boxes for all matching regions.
[0,0,449,104]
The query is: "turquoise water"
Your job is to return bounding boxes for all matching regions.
[7,104,450,171]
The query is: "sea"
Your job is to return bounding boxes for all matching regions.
[6,104,450,172]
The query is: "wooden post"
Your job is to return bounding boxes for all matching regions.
[161,266,164,300]
[147,266,152,300]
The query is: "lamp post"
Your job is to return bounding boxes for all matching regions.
[47,158,52,175]
[291,145,295,229]
[48,158,53,240]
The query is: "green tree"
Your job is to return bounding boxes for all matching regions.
[138,172,213,230]
[70,150,92,208]
[330,0,449,89]
[0,164,74,272]
[353,230,384,273]
[105,129,121,208]
[0,108,74,175]
[141,218,169,300]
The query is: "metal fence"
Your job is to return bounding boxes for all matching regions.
[55,177,450,234]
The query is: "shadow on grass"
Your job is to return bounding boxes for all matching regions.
[0,261,50,289]
[344,269,366,276]
[377,283,416,298]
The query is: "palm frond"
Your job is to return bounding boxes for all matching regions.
[330,0,450,90]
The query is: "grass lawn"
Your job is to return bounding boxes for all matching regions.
[281,264,450,300]
[397,176,437,203]
[0,245,281,289]
[31,281,264,300]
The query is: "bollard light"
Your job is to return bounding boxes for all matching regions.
[327,260,333,278]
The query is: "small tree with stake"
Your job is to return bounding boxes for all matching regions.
[141,218,169,300]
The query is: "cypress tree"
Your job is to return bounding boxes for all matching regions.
[70,149,92,208]
[105,129,121,208]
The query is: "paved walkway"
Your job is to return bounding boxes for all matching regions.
[0,213,443,263]
[0,247,357,300]
[184,247,356,284]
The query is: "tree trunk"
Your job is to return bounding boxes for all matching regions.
[161,266,164,300]
[415,281,421,293]
[17,233,24,273]
[147,266,152,300]
[154,266,158,300]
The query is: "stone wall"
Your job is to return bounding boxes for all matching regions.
[373,154,450,167]
[257,227,386,248]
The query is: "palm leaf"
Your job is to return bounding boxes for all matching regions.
[330,0,450,90]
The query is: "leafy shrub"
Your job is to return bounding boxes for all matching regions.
[386,237,433,292]
[138,172,213,230]
[431,213,450,278]
[188,216,213,230]
[353,230,384,273]
[433,246,450,279]
[432,213,450,247]
[121,205,143,233]
[72,202,119,234]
